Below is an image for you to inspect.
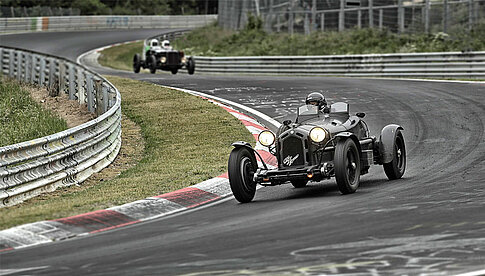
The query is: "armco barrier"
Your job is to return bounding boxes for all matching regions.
[194,51,485,79]
[0,46,121,207]
[0,15,217,33]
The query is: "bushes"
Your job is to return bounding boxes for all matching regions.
[173,22,485,56]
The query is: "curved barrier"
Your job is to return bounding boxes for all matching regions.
[0,46,121,207]
[0,15,217,33]
[194,51,485,79]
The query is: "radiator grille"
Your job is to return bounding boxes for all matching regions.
[167,52,179,65]
[280,136,304,167]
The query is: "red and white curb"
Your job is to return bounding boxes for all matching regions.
[0,87,278,252]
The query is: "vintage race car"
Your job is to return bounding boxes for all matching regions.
[228,93,406,203]
[133,38,195,75]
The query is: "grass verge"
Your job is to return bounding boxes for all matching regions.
[0,77,68,147]
[0,76,254,230]
[98,41,143,71]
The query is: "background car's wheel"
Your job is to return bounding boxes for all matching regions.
[133,54,141,73]
[148,55,157,74]
[383,130,406,180]
[187,58,195,75]
[334,138,361,194]
[171,68,178,74]
[228,147,258,203]
[291,179,308,188]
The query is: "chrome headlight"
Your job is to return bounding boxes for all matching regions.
[161,57,167,63]
[181,57,187,63]
[309,127,327,143]
[258,130,275,147]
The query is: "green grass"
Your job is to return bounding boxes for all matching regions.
[98,41,143,71]
[0,76,254,230]
[0,78,67,147]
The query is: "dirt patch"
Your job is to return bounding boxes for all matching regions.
[27,86,95,128]
[27,84,145,194]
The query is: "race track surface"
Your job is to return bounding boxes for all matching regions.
[1,30,484,275]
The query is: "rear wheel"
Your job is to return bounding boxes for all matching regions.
[334,139,360,194]
[148,55,157,74]
[228,147,258,203]
[291,179,308,188]
[383,131,406,180]
[133,54,141,73]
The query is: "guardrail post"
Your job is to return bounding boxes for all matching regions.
[68,64,76,100]
[31,54,37,84]
[77,69,85,105]
[59,61,66,95]
[48,58,57,96]
[39,56,46,87]
[86,74,95,113]
[289,0,294,35]
[9,50,15,78]
[16,52,22,81]
[24,53,30,83]
[95,79,104,117]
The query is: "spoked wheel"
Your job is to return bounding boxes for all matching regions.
[291,179,308,188]
[148,55,157,74]
[334,139,361,194]
[133,54,141,73]
[383,130,406,180]
[228,147,258,203]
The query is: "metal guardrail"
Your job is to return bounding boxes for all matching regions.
[193,51,485,78]
[0,15,217,33]
[0,46,122,207]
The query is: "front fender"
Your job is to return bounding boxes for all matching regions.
[334,132,361,152]
[379,124,404,163]
[232,141,253,151]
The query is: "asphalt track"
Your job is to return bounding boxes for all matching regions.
[1,30,484,275]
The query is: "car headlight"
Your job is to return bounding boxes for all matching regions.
[181,57,187,63]
[258,130,275,147]
[309,127,327,143]
[161,57,167,63]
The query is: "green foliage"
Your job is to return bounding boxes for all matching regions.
[71,0,108,15]
[0,78,67,147]
[172,25,485,57]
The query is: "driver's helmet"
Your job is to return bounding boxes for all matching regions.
[161,40,170,48]
[150,39,159,47]
[305,92,327,109]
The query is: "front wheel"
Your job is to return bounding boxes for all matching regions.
[133,54,141,73]
[334,139,361,194]
[228,147,258,203]
[383,131,406,180]
[148,55,157,74]
[187,58,195,75]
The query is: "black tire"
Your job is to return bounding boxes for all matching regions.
[133,54,141,73]
[187,58,195,75]
[171,68,178,75]
[291,179,308,188]
[383,131,406,180]
[228,147,258,203]
[148,55,157,74]
[334,139,361,194]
